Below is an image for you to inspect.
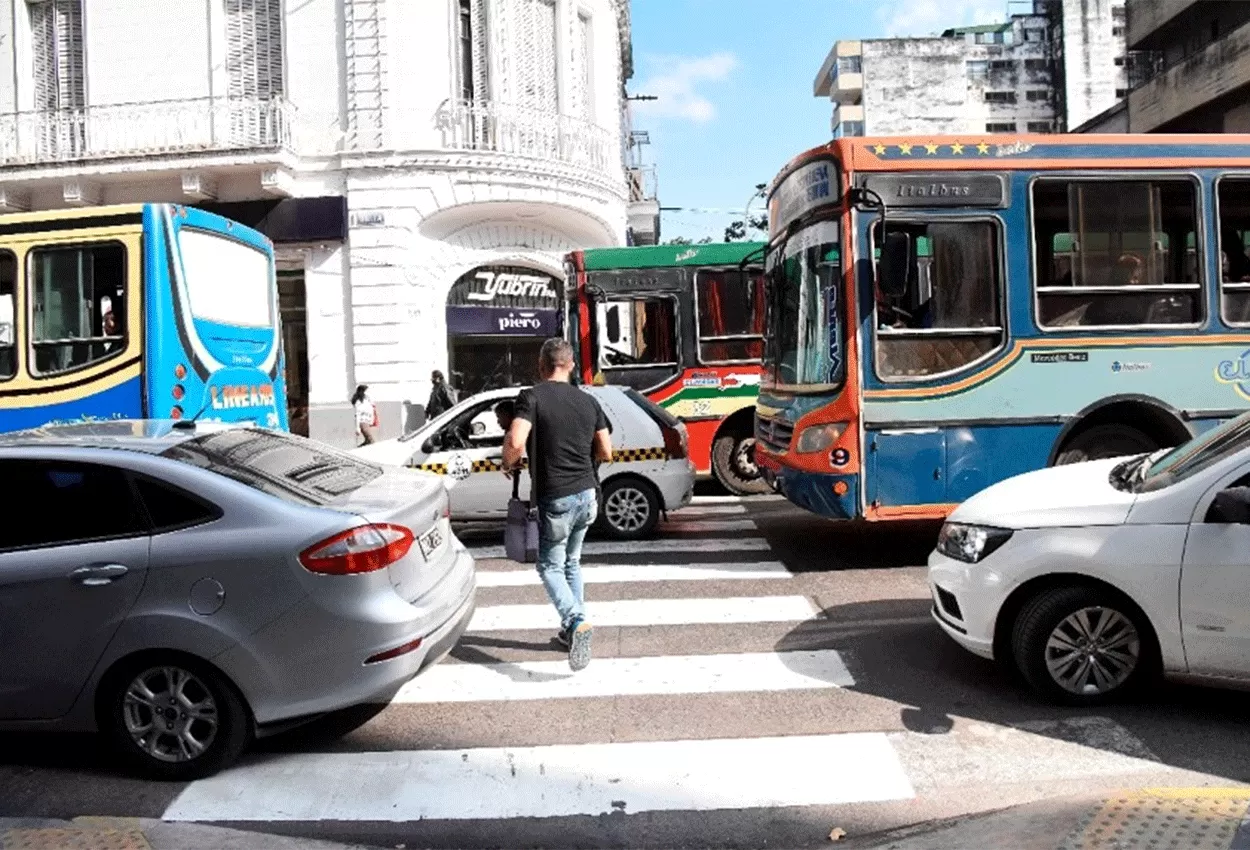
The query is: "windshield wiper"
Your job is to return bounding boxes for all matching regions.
[1130,448,1170,490]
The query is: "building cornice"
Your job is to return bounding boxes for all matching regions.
[339,149,628,202]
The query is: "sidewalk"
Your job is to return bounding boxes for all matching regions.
[0,817,370,850]
[856,788,1250,850]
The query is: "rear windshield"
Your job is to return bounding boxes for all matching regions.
[622,388,680,429]
[161,428,383,506]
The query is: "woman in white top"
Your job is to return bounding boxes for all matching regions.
[352,384,379,445]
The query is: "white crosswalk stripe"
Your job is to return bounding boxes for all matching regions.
[393,650,854,703]
[469,536,773,560]
[474,561,792,586]
[471,595,818,631]
[163,734,913,822]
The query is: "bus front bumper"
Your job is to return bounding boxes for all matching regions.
[761,460,859,521]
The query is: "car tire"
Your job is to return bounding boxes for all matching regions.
[712,432,771,496]
[1011,585,1157,706]
[1054,424,1156,465]
[598,477,661,540]
[101,654,251,781]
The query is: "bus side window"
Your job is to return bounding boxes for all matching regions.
[0,251,15,380]
[1033,179,1201,328]
[30,243,126,377]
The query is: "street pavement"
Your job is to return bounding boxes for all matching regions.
[3,494,1250,849]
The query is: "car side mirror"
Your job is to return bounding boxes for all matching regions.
[1207,486,1250,524]
[471,421,486,437]
[421,439,436,454]
[878,231,913,299]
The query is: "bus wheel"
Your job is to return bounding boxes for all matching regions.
[1055,424,1156,466]
[712,433,771,496]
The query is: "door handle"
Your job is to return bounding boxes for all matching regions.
[70,563,129,587]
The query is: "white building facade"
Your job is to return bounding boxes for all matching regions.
[814,0,1129,137]
[0,0,634,445]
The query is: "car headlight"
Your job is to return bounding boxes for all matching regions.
[936,522,1013,563]
[795,422,846,454]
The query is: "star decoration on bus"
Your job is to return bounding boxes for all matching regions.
[873,144,887,155]
[976,142,991,155]
[950,142,965,154]
[924,143,940,155]
[898,143,913,155]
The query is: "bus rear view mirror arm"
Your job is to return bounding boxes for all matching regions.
[878,231,913,299]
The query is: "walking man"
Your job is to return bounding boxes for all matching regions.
[503,338,611,671]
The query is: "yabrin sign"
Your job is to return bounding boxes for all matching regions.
[445,265,564,336]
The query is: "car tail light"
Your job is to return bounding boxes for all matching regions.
[299,524,414,575]
[662,423,688,460]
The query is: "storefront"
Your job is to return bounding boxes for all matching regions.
[445,265,564,397]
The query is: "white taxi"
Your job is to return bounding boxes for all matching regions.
[354,385,696,539]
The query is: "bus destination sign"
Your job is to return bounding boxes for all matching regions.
[861,173,1007,208]
[769,159,837,238]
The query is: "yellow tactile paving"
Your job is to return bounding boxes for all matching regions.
[1061,788,1250,850]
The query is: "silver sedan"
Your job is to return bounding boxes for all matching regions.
[0,420,476,780]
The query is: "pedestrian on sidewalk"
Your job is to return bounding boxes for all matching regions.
[502,338,611,671]
[352,384,379,446]
[426,370,457,420]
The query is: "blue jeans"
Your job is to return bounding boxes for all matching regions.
[537,488,598,630]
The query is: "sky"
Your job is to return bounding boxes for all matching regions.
[628,0,1012,242]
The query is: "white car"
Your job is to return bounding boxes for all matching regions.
[353,385,696,540]
[928,411,1250,705]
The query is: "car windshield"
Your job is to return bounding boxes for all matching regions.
[1138,411,1250,490]
[162,427,383,506]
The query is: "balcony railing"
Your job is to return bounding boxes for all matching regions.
[434,99,617,178]
[0,97,298,167]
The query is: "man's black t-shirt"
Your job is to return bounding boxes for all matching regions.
[514,382,608,501]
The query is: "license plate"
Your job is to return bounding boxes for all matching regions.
[417,525,444,559]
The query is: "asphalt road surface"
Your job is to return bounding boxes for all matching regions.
[3,494,1250,849]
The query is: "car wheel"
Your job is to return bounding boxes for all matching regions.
[1055,424,1157,465]
[1011,586,1156,705]
[102,655,251,781]
[598,477,660,540]
[712,432,771,495]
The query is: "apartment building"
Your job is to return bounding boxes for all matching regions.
[0,0,638,444]
[815,0,1130,137]
[1077,1,1250,132]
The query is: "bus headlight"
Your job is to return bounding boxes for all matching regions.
[936,522,1013,563]
[796,423,846,454]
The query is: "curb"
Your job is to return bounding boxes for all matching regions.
[0,817,372,850]
[853,787,1250,850]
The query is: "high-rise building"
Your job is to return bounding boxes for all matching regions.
[1076,1,1250,133]
[814,0,1130,137]
[0,0,637,444]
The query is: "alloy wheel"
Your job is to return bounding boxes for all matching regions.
[1044,606,1141,696]
[122,666,219,763]
[605,485,651,533]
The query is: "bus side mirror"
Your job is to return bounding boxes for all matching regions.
[878,232,913,299]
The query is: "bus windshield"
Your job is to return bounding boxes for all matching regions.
[763,220,843,393]
[179,229,273,328]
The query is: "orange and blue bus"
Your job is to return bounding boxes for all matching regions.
[756,134,1250,521]
[0,203,286,433]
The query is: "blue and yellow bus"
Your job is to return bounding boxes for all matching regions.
[755,134,1250,521]
[0,203,287,432]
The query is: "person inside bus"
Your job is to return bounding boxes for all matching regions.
[1222,225,1250,282]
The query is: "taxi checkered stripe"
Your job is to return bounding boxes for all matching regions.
[416,449,666,475]
[612,446,667,463]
